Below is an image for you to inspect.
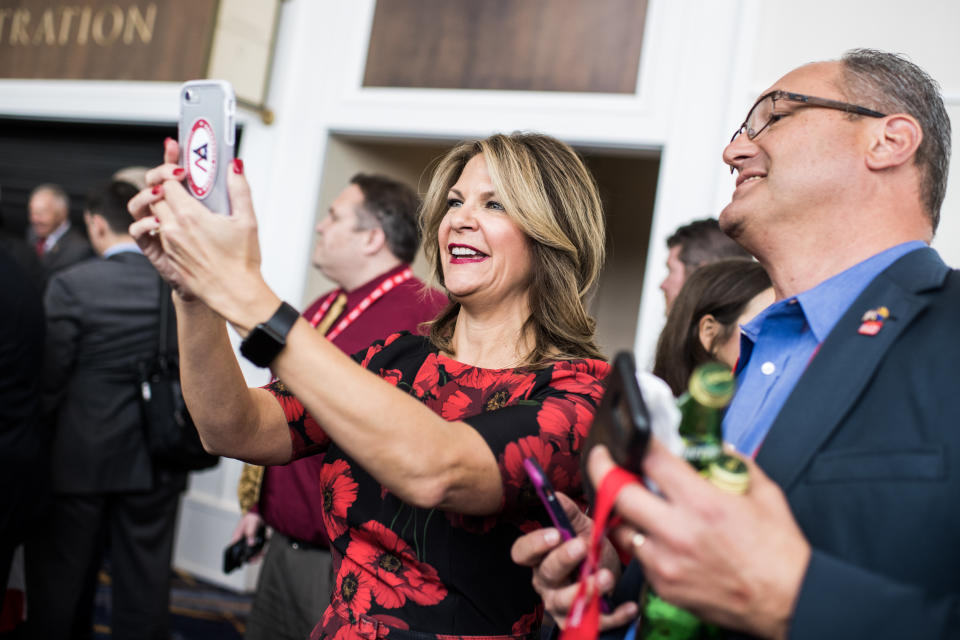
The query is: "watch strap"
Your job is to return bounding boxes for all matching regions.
[239,301,300,367]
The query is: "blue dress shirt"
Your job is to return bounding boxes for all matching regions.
[102,242,143,258]
[723,241,926,456]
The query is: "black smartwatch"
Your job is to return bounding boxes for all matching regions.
[239,301,300,367]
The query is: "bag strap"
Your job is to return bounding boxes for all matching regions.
[155,277,176,373]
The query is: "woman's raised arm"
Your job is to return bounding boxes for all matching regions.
[129,141,504,514]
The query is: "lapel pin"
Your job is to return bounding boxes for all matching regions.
[858,306,891,336]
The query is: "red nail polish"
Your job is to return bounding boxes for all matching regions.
[232,158,244,175]
[151,185,162,195]
[153,216,160,223]
[173,168,185,178]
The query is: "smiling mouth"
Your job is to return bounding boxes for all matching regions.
[449,244,488,262]
[736,173,766,188]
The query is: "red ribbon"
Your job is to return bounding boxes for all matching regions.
[560,466,639,639]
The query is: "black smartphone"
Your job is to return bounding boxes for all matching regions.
[524,457,576,541]
[222,523,266,574]
[581,351,651,500]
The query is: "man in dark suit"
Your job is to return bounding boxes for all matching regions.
[514,49,957,638]
[25,181,186,640]
[26,183,94,287]
[0,245,47,632]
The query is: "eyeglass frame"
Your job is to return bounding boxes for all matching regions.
[728,90,887,172]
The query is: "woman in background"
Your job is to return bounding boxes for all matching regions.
[128,132,609,639]
[653,258,773,396]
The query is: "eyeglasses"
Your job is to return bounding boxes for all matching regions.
[728,90,886,173]
[731,90,886,142]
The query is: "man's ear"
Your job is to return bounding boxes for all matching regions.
[361,226,387,256]
[698,314,721,354]
[83,211,103,238]
[865,114,922,171]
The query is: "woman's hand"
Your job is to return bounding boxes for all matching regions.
[510,492,637,629]
[128,138,195,297]
[128,139,278,329]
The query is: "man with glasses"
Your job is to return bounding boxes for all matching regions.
[514,49,956,638]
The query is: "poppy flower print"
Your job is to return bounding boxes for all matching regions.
[320,459,359,540]
[500,434,573,508]
[549,360,608,398]
[379,368,403,387]
[512,604,544,634]
[267,379,303,419]
[411,353,442,400]
[357,332,407,370]
[538,394,597,456]
[266,379,329,457]
[436,387,475,420]
[347,521,447,609]
[360,342,386,369]
[289,335,609,637]
[331,558,375,624]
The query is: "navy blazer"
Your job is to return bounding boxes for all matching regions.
[601,248,960,639]
[756,247,959,638]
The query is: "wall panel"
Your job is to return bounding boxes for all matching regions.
[363,0,648,93]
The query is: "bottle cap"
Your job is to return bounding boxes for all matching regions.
[707,453,749,494]
[688,362,735,409]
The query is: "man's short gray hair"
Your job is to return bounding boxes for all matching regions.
[30,183,70,212]
[838,48,951,231]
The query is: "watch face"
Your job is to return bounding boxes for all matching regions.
[240,302,300,367]
[240,325,284,368]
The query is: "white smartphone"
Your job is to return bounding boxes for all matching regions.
[178,80,236,215]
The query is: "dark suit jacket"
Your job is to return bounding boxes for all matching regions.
[754,247,960,638]
[42,250,184,494]
[35,225,94,288]
[601,248,960,640]
[0,247,47,542]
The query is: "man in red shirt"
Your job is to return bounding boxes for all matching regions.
[232,174,446,640]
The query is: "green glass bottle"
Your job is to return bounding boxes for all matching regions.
[638,364,747,640]
[677,362,735,473]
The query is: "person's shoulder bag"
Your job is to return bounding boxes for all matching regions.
[138,279,219,472]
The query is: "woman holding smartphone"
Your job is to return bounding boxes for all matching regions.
[128,132,609,639]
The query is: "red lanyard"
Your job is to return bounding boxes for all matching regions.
[561,466,640,639]
[308,268,413,341]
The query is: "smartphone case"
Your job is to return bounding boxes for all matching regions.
[178,80,236,215]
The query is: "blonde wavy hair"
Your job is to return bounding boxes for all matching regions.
[421,132,606,367]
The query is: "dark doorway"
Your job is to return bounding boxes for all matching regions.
[0,117,245,237]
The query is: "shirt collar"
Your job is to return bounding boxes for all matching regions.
[103,242,143,258]
[742,241,926,345]
[43,220,71,250]
[795,241,925,342]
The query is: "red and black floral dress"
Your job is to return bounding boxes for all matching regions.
[265,333,609,640]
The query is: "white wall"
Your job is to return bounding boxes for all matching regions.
[4,0,957,589]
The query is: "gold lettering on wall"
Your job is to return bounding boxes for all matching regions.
[0,4,157,47]
[0,0,218,81]
[58,7,76,44]
[32,10,56,45]
[91,6,123,45]
[11,9,30,45]
[123,4,154,45]
[76,7,92,45]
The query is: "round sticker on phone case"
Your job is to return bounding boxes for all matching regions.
[186,118,217,199]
